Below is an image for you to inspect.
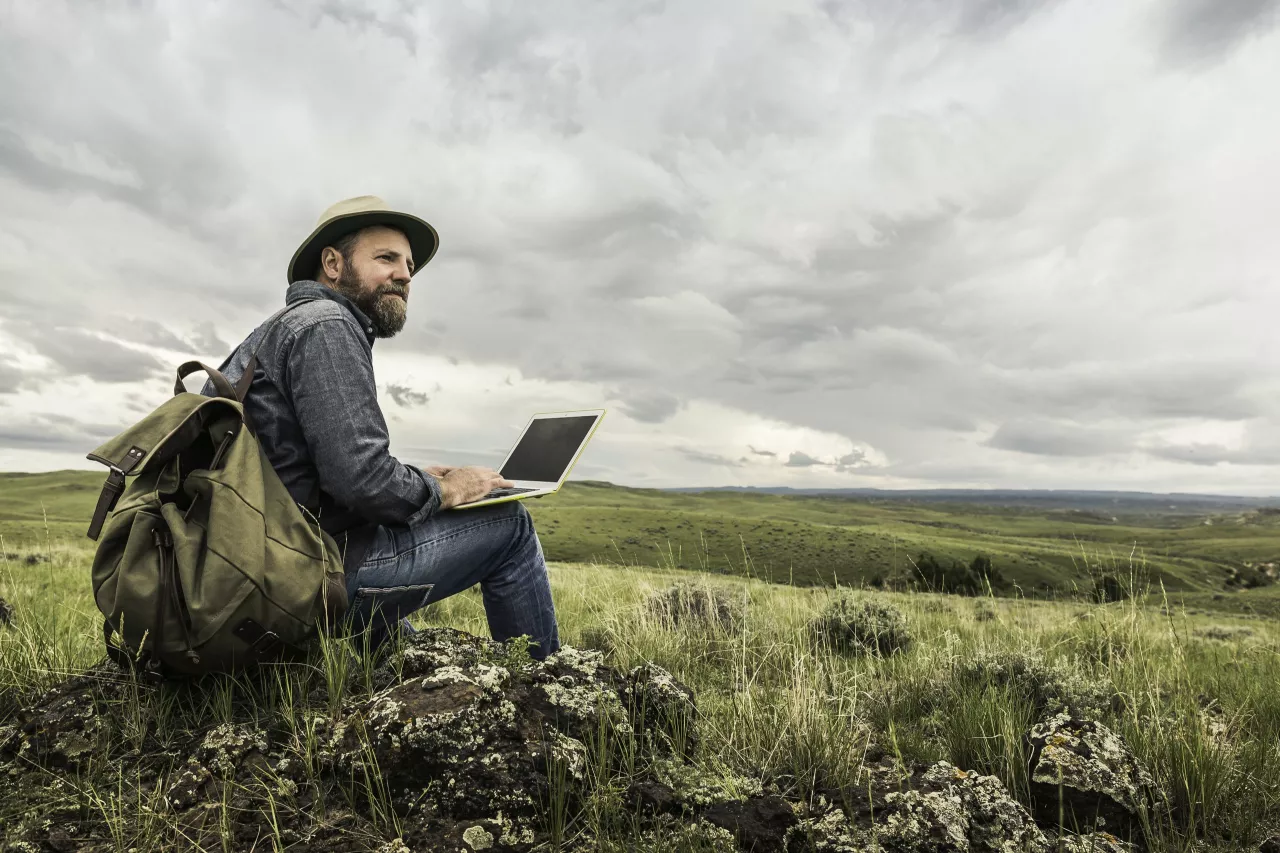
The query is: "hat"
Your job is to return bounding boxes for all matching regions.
[287,195,440,284]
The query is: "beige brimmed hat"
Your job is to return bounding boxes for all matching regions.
[287,195,439,284]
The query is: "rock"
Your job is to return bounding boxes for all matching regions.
[786,757,1054,852]
[1054,832,1138,853]
[704,794,796,852]
[1027,712,1159,841]
[1260,835,1280,853]
[0,596,13,626]
[1,628,699,852]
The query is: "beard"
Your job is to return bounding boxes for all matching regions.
[334,266,408,338]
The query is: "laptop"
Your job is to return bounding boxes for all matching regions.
[450,409,606,510]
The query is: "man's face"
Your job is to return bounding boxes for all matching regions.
[330,225,415,338]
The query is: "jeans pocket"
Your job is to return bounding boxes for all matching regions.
[349,583,435,630]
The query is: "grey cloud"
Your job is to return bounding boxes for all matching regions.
[189,322,231,357]
[618,390,682,424]
[385,383,430,408]
[0,412,125,452]
[27,328,167,383]
[986,418,1136,458]
[124,320,194,352]
[0,359,23,394]
[2,2,1278,493]
[1160,0,1280,65]
[675,447,743,467]
[1144,443,1280,466]
[784,451,824,468]
[747,445,776,457]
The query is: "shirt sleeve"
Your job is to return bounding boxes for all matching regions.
[282,317,442,525]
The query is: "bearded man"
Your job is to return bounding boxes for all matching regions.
[207,196,559,659]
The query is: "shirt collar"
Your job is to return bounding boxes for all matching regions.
[286,280,376,345]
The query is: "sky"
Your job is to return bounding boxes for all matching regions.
[1,0,1279,494]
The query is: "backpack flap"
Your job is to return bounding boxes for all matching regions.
[86,393,244,540]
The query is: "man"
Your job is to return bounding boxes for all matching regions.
[207,196,560,659]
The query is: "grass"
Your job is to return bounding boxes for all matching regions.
[8,472,1280,605]
[4,522,1280,850]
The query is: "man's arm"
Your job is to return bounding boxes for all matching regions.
[283,318,440,524]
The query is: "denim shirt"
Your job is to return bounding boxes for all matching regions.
[205,281,442,572]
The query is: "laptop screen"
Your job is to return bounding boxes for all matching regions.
[500,415,599,483]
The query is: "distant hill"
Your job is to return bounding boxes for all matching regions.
[667,486,1280,515]
[5,472,1280,601]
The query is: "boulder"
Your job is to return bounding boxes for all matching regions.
[1027,712,1159,841]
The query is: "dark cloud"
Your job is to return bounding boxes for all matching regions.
[784,451,824,468]
[0,2,1277,493]
[1160,0,1280,65]
[0,412,125,453]
[385,383,430,408]
[0,357,28,394]
[26,328,167,383]
[747,445,776,457]
[618,390,682,424]
[985,418,1136,458]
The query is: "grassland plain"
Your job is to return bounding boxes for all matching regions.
[4,530,1280,850]
[3,472,1280,849]
[7,471,1280,613]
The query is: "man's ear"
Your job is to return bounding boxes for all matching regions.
[318,245,344,283]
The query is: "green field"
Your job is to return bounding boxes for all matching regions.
[5,471,1280,849]
[7,471,1280,610]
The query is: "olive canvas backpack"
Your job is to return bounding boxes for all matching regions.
[85,342,348,678]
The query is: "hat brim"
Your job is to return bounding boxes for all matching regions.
[287,209,440,284]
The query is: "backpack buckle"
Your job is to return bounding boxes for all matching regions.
[233,618,283,659]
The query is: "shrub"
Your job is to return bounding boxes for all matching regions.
[973,602,997,622]
[811,596,912,657]
[1091,573,1129,603]
[645,582,746,633]
[912,552,1004,596]
[1195,625,1253,642]
[951,646,1113,719]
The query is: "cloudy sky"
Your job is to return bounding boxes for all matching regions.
[1,0,1279,494]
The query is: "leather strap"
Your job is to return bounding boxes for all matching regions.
[86,468,126,541]
[175,362,237,400]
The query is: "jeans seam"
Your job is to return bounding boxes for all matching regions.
[362,514,521,566]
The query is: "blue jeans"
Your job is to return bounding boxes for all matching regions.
[343,500,560,660]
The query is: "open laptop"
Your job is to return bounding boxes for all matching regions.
[450,409,606,510]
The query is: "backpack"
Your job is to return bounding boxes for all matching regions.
[85,336,348,678]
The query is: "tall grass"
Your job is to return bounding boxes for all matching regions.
[3,537,1279,850]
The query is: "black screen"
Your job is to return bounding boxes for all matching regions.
[501,415,598,482]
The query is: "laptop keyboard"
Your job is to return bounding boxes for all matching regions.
[483,487,538,499]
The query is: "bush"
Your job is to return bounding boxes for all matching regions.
[811,596,912,657]
[912,552,1004,596]
[645,582,746,633]
[951,646,1113,719]
[1091,573,1129,603]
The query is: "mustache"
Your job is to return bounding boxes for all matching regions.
[377,285,408,299]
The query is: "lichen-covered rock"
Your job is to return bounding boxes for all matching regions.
[1053,832,1137,853]
[1028,713,1160,841]
[0,663,125,772]
[786,758,1053,853]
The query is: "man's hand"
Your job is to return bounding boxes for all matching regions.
[423,465,455,477]
[436,466,513,509]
